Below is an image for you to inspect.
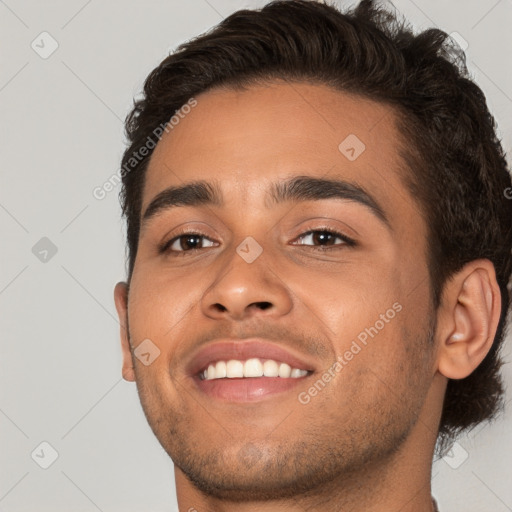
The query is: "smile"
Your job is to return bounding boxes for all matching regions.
[199,358,313,380]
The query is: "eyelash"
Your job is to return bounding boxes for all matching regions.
[159,227,356,257]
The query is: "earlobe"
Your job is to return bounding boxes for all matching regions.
[437,261,501,380]
[114,281,136,382]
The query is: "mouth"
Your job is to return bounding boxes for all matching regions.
[199,358,313,381]
[187,339,317,402]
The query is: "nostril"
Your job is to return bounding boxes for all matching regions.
[211,302,272,314]
[254,301,272,310]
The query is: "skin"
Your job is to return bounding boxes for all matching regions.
[114,81,501,512]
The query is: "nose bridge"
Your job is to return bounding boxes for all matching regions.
[200,235,293,320]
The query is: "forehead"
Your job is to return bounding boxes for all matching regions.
[143,81,412,219]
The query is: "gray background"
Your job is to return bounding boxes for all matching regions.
[1,0,511,510]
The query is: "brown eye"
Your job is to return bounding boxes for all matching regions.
[160,232,217,255]
[293,229,355,248]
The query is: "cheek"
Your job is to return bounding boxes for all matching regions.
[314,271,423,384]
[302,270,402,341]
[127,266,199,342]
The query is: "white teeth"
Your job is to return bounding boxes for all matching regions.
[226,360,244,378]
[215,360,227,378]
[278,363,291,378]
[244,358,263,377]
[200,358,310,381]
[263,360,279,377]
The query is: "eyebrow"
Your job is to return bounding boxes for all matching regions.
[141,175,391,231]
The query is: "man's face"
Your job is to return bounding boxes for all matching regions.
[118,81,438,499]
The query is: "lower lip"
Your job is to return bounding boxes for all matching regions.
[194,374,311,402]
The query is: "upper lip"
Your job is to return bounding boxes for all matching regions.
[187,339,318,377]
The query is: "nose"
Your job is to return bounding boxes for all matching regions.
[200,245,293,321]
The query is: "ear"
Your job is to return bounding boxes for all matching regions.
[114,281,135,382]
[436,259,501,380]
